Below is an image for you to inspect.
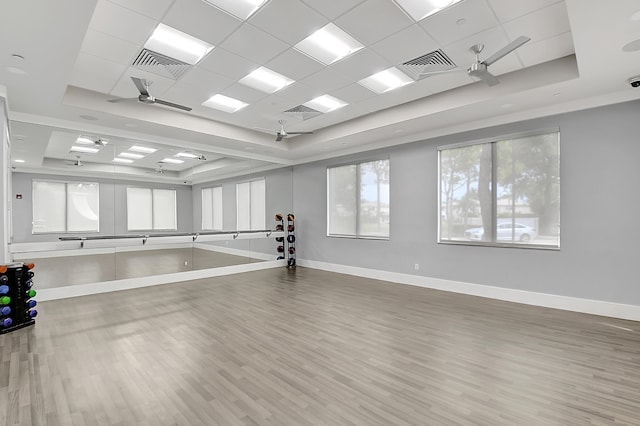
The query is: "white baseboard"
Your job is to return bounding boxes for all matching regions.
[194,243,275,261]
[37,260,285,301]
[297,259,640,322]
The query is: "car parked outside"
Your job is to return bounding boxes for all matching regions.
[464,222,537,242]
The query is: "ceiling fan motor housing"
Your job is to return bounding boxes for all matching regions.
[138,94,156,104]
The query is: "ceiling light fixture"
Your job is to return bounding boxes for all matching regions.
[144,23,214,65]
[70,146,100,154]
[294,23,364,65]
[304,95,348,113]
[176,152,200,159]
[161,158,184,164]
[201,0,268,20]
[202,94,249,113]
[393,0,462,22]
[113,158,134,164]
[118,152,145,159]
[239,67,294,94]
[358,67,414,94]
[129,145,157,154]
[13,159,25,163]
[76,137,95,145]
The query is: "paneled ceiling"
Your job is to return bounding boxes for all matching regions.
[1,0,639,183]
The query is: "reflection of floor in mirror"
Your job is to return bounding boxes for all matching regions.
[22,248,262,289]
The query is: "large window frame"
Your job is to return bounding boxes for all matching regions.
[32,180,100,234]
[126,187,177,231]
[438,129,560,249]
[327,158,390,239]
[235,178,266,231]
[201,186,223,230]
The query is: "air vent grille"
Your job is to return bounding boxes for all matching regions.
[398,49,457,80]
[132,49,191,80]
[283,105,322,121]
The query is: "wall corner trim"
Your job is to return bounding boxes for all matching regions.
[297,259,640,322]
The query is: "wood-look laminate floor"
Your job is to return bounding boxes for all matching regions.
[1,267,639,425]
[23,248,261,289]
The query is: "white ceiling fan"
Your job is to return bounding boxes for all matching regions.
[421,36,531,86]
[65,156,84,167]
[258,120,314,142]
[109,77,192,111]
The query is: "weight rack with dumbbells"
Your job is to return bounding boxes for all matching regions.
[274,213,286,261]
[0,262,37,334]
[286,213,296,268]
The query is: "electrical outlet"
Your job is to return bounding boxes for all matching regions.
[184,260,188,266]
[414,263,420,271]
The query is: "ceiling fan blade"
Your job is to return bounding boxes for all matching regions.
[419,68,465,77]
[131,77,150,96]
[476,71,500,86]
[287,131,314,135]
[275,133,285,142]
[107,97,135,103]
[482,36,531,66]
[154,98,192,111]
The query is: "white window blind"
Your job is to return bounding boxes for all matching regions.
[32,181,99,234]
[202,187,223,230]
[236,179,265,230]
[127,187,177,231]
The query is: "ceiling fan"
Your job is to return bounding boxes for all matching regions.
[108,77,192,111]
[259,120,314,142]
[65,156,84,167]
[420,36,531,86]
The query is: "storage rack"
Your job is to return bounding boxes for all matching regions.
[0,262,37,334]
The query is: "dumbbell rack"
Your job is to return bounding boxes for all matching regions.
[274,213,286,261]
[0,262,37,334]
[286,213,296,268]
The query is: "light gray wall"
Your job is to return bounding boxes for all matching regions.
[292,100,640,306]
[12,173,193,243]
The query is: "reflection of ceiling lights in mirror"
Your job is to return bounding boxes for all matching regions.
[76,137,94,145]
[70,146,99,154]
[118,152,145,159]
[239,67,294,94]
[304,95,348,113]
[176,152,199,159]
[202,94,248,113]
[358,68,414,94]
[161,158,184,164]
[144,23,214,65]
[129,145,157,154]
[393,0,462,21]
[113,158,134,164]
[13,159,25,163]
[295,23,364,65]
[201,0,268,20]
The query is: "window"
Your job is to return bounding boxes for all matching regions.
[327,159,390,238]
[202,186,223,230]
[32,180,99,233]
[439,131,560,248]
[236,179,265,230]
[126,187,177,231]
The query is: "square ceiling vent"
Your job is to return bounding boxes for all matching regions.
[397,49,457,80]
[283,105,323,121]
[132,49,191,80]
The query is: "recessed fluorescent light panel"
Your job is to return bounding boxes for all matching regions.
[161,158,184,164]
[202,0,268,20]
[129,145,157,154]
[144,23,213,65]
[113,158,134,164]
[176,152,199,159]
[394,0,463,21]
[304,95,347,113]
[70,146,99,154]
[13,159,25,163]
[295,23,364,65]
[202,94,248,113]
[358,67,414,94]
[118,152,145,159]
[239,67,294,94]
[76,136,95,145]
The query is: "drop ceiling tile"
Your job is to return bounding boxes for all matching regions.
[420,0,498,46]
[266,49,326,81]
[178,67,235,95]
[299,66,353,93]
[329,49,391,81]
[329,83,377,104]
[110,67,176,98]
[442,27,512,70]
[219,24,289,64]
[419,72,474,95]
[89,0,156,45]
[503,2,570,43]
[198,48,258,80]
[276,82,321,105]
[335,0,413,46]
[107,0,174,20]
[164,0,243,46]
[222,83,269,103]
[70,53,127,94]
[80,28,140,66]
[517,32,574,67]
[487,0,563,22]
[249,0,328,45]
[370,24,439,65]
[301,0,366,20]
